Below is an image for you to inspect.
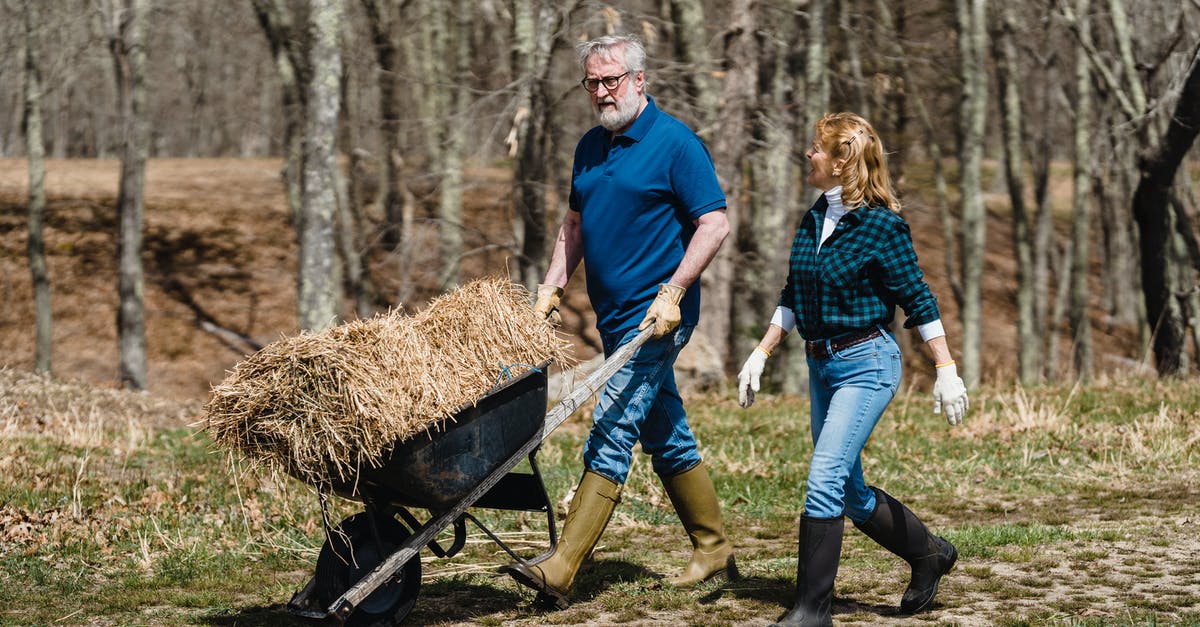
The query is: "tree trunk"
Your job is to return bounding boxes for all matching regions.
[669,0,717,132]
[360,0,409,251]
[436,0,470,289]
[107,0,148,390]
[251,0,309,221]
[1132,47,1200,375]
[1068,0,1094,381]
[992,2,1038,384]
[703,0,757,371]
[839,0,869,119]
[297,0,343,332]
[802,0,830,211]
[338,49,376,318]
[511,0,577,289]
[955,0,988,388]
[747,0,804,394]
[23,1,51,374]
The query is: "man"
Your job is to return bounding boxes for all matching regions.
[502,34,735,609]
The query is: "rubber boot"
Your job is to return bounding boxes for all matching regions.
[502,470,621,609]
[773,515,843,627]
[660,461,738,586]
[853,486,957,614]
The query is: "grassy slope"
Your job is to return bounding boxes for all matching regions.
[2,367,1198,626]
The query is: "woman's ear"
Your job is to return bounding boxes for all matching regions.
[832,158,847,177]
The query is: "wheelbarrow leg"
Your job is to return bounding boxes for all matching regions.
[525,451,559,565]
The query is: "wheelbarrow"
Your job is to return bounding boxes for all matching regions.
[286,328,653,626]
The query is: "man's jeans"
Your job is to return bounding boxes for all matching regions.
[805,330,901,521]
[583,325,700,484]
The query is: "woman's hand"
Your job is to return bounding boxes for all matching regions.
[737,347,770,408]
[933,362,968,425]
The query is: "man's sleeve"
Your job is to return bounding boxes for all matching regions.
[670,135,727,220]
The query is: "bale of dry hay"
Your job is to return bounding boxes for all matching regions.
[202,276,574,485]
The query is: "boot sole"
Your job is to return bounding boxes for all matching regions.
[502,564,570,610]
[899,543,958,615]
[668,556,741,587]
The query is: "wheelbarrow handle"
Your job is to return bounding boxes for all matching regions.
[541,327,655,436]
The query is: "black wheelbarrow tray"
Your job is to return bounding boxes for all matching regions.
[286,328,653,626]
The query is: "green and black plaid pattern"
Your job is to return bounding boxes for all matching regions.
[778,197,940,341]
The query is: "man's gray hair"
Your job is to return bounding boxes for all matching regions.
[577,34,646,75]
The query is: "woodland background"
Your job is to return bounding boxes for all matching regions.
[2,0,1200,400]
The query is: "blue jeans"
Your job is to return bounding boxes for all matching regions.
[804,329,901,521]
[582,325,700,484]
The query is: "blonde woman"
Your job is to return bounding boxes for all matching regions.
[737,112,968,625]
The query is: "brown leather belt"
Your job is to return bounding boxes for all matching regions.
[805,327,884,360]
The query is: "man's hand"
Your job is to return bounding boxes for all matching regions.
[534,284,564,326]
[737,347,769,408]
[638,283,685,338]
[932,361,969,425]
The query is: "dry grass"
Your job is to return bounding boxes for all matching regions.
[201,276,574,486]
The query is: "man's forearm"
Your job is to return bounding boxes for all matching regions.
[543,215,584,287]
[668,210,729,288]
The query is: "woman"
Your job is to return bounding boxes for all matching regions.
[737,112,968,626]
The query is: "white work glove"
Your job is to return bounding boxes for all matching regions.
[737,346,770,408]
[533,284,563,326]
[932,361,969,425]
[638,283,685,338]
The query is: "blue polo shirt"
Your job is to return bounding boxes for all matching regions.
[569,96,726,336]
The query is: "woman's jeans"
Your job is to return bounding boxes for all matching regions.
[805,329,901,522]
[583,325,700,484]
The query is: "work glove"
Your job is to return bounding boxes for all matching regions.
[737,346,770,408]
[638,283,686,338]
[533,284,563,326]
[932,361,969,425]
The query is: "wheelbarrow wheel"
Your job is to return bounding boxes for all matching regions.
[315,512,421,626]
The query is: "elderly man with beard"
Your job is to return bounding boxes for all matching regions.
[501,34,735,608]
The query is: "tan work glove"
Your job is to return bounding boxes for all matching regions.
[638,283,685,338]
[534,284,563,326]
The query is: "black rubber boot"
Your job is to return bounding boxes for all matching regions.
[853,486,957,614]
[772,515,843,627]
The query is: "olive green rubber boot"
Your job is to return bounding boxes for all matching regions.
[661,461,738,586]
[503,470,621,608]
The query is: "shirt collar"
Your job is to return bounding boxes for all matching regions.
[614,95,659,143]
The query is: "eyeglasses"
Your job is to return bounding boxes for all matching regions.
[581,72,630,93]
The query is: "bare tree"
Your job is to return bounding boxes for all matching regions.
[668,0,718,132]
[360,0,412,251]
[1068,0,1094,380]
[510,0,579,289]
[702,0,758,369]
[745,0,806,394]
[992,0,1039,383]
[22,0,51,374]
[252,0,310,220]
[955,0,988,387]
[298,0,343,331]
[104,0,148,390]
[1132,45,1200,375]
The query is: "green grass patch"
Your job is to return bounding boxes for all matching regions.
[1,369,1198,624]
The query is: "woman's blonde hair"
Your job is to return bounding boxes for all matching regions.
[815,112,900,213]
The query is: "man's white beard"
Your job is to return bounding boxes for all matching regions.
[597,85,641,131]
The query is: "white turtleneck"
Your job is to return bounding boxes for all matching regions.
[817,186,847,254]
[769,186,946,342]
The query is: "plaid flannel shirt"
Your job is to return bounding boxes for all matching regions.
[778,196,940,340]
